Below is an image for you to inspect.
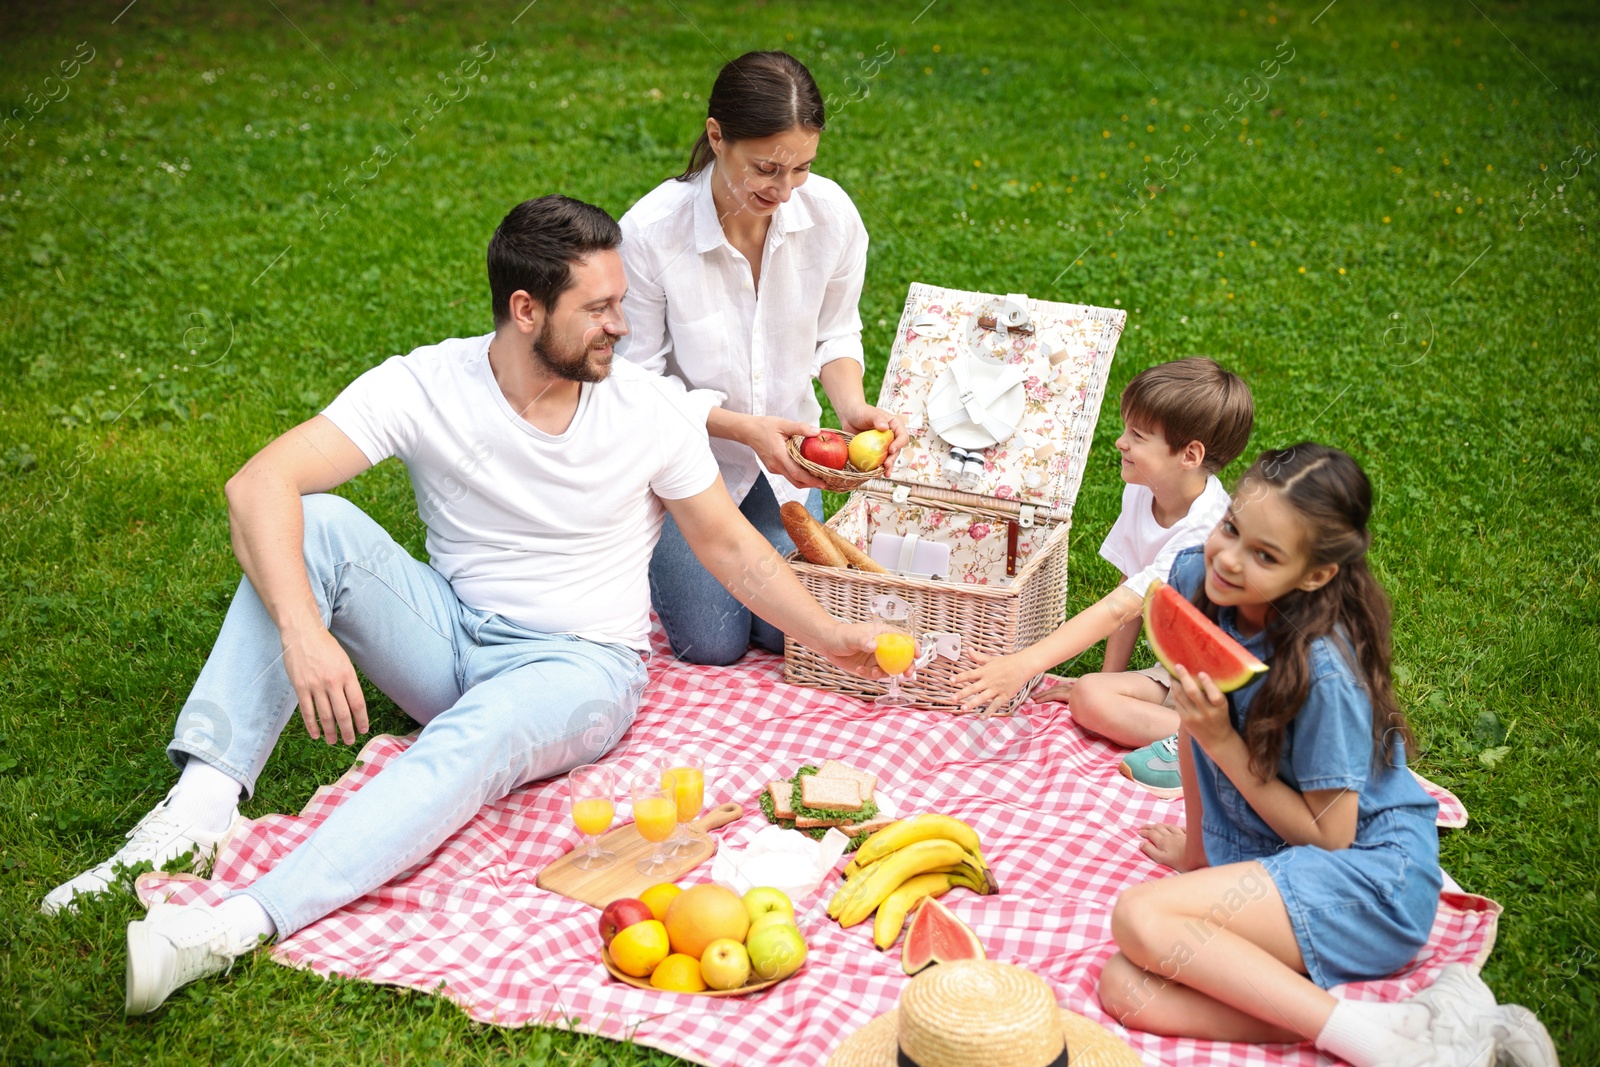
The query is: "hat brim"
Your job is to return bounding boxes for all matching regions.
[827,1007,1144,1067]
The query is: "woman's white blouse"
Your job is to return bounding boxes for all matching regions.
[616,167,868,506]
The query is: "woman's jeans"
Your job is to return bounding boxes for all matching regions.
[647,475,822,666]
[166,493,647,937]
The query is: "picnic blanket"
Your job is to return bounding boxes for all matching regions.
[137,624,1494,1067]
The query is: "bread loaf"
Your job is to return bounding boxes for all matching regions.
[780,501,846,567]
[824,528,888,573]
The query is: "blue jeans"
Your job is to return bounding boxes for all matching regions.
[166,494,647,937]
[647,475,821,666]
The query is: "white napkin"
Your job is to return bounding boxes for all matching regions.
[711,791,900,901]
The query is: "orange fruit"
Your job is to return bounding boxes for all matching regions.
[649,952,708,993]
[609,919,670,978]
[639,882,683,922]
[664,884,750,959]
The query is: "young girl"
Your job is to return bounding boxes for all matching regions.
[1098,444,1555,1067]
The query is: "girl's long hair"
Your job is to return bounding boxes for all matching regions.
[675,51,825,181]
[1194,443,1414,780]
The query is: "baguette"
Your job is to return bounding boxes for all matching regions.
[781,501,846,568]
[824,528,888,573]
[799,774,863,812]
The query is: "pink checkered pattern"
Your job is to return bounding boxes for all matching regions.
[138,624,1494,1067]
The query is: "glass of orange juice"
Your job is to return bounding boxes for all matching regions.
[632,773,680,877]
[659,754,706,856]
[872,598,918,707]
[568,764,617,870]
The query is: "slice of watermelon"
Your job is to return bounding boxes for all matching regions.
[1143,578,1268,693]
[901,898,985,976]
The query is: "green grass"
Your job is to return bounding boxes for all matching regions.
[2,0,1597,1061]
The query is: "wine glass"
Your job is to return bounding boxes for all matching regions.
[567,764,616,871]
[632,772,679,877]
[873,597,918,707]
[659,754,705,856]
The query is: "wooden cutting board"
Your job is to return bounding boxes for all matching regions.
[537,802,745,910]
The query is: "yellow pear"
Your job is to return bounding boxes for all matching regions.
[848,429,892,471]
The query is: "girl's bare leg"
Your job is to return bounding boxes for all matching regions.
[1099,860,1338,1042]
[1065,672,1178,748]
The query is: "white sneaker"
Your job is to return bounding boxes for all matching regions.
[1491,1004,1560,1067]
[125,903,256,1015]
[41,788,239,915]
[1406,964,1500,1045]
[1378,1038,1495,1067]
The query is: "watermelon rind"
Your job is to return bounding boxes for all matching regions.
[901,897,985,975]
[1142,578,1268,693]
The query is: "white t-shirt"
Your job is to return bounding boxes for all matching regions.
[322,333,720,651]
[1099,476,1231,596]
[616,168,869,507]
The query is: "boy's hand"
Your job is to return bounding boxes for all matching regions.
[952,649,1040,717]
[1169,663,1232,751]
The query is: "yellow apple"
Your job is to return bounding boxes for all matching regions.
[848,429,892,472]
[699,938,751,991]
[748,910,796,938]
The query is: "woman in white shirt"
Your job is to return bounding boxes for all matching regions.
[618,51,905,665]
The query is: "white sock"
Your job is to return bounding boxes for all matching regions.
[171,760,242,833]
[1315,1000,1424,1067]
[1354,999,1433,1040]
[216,894,276,948]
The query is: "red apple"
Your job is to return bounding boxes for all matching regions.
[599,897,654,949]
[800,430,849,470]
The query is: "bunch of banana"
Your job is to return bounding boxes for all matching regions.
[826,814,997,949]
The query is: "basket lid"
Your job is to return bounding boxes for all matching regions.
[873,283,1124,518]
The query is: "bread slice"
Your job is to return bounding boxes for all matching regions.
[816,760,878,800]
[839,815,896,838]
[799,774,863,813]
[767,781,796,821]
[794,814,850,829]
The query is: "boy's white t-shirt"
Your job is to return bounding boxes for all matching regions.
[321,333,720,651]
[1099,476,1231,596]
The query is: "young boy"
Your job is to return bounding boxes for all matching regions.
[952,357,1253,796]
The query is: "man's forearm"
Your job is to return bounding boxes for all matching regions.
[225,467,323,639]
[698,522,838,649]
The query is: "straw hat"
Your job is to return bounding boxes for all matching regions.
[828,960,1142,1067]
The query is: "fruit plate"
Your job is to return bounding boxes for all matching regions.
[599,947,795,997]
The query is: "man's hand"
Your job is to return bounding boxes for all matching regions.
[952,649,1040,717]
[281,626,368,745]
[812,620,890,681]
[1169,663,1232,753]
[742,414,826,489]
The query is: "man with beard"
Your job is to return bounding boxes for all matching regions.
[41,195,886,1013]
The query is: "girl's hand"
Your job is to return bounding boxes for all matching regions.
[1031,675,1077,704]
[837,402,909,471]
[952,649,1037,718]
[743,415,827,490]
[1169,663,1234,752]
[1137,823,1197,871]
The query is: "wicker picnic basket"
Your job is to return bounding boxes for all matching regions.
[783,283,1124,715]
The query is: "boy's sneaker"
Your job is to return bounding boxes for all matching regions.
[1118,734,1183,799]
[125,903,255,1015]
[42,788,239,915]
